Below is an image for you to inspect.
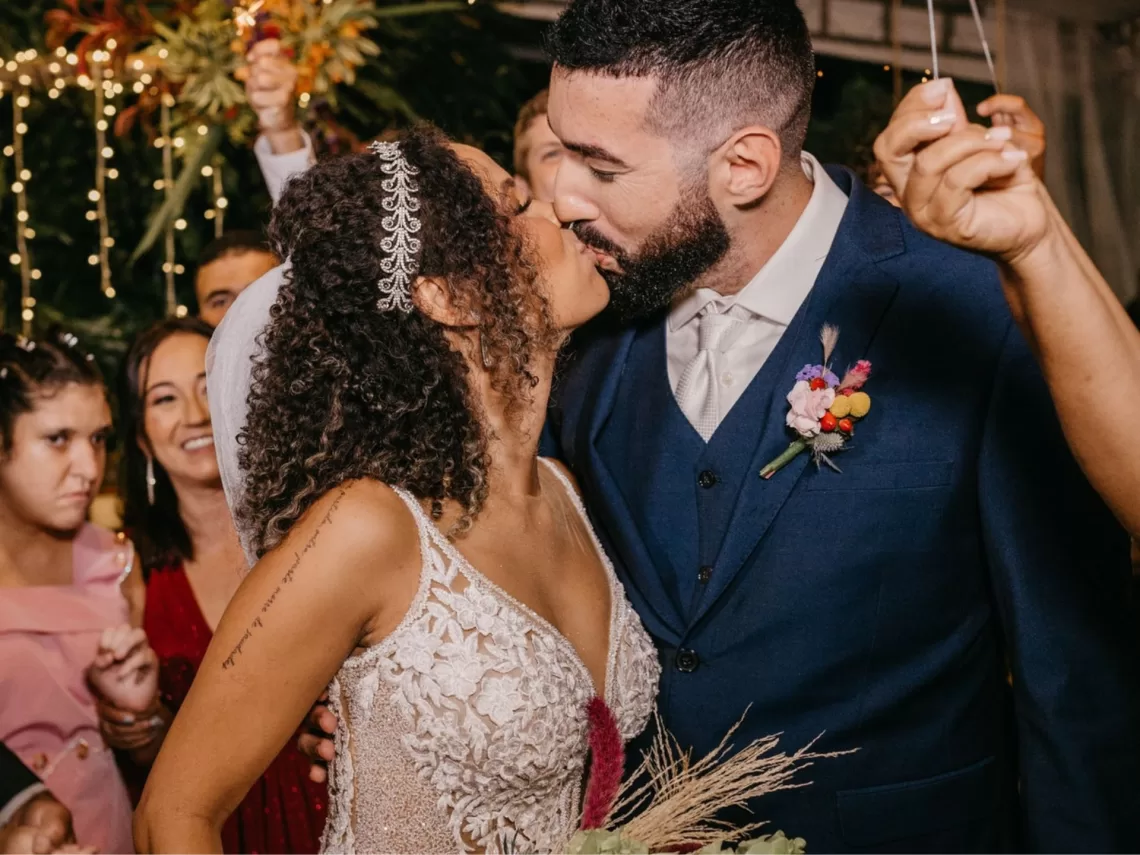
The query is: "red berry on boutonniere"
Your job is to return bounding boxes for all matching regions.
[820,412,837,433]
[838,418,854,435]
[809,377,828,391]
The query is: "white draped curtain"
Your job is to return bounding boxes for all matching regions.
[1005,10,1140,303]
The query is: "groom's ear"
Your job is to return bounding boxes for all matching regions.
[711,126,783,209]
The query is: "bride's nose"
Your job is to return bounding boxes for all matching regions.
[524,198,560,226]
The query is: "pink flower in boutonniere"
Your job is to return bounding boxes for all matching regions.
[760,325,875,480]
[838,360,872,393]
[786,381,836,438]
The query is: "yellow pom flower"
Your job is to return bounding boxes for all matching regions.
[848,392,872,418]
[829,396,852,418]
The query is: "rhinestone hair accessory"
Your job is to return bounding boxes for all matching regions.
[369,140,422,314]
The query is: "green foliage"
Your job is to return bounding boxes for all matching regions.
[129,123,226,263]
[148,14,247,118]
[805,75,895,178]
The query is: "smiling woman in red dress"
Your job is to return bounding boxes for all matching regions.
[93,318,326,853]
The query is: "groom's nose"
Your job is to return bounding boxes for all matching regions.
[553,189,599,228]
[553,163,600,226]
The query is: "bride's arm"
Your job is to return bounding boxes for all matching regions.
[133,480,420,853]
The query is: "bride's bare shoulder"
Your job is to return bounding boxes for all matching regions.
[267,478,421,580]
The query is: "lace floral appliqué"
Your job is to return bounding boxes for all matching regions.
[320,463,661,854]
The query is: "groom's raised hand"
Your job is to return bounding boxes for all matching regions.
[298,691,337,783]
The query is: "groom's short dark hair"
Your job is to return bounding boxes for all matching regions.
[545,0,815,162]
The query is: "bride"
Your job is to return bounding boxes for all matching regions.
[133,125,660,854]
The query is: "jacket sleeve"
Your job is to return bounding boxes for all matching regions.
[979,322,1140,851]
[254,132,316,206]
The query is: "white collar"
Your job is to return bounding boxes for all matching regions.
[669,152,849,332]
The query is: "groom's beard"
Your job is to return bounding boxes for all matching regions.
[575,193,730,321]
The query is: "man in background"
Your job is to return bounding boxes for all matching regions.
[195,231,279,328]
[512,89,565,203]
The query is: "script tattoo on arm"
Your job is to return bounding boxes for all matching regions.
[222,487,350,670]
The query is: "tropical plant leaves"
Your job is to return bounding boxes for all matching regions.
[129,122,224,263]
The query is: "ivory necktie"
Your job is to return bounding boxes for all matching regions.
[674,307,744,441]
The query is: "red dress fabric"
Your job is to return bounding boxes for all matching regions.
[143,563,327,854]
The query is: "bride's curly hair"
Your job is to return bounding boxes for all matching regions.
[238,124,551,557]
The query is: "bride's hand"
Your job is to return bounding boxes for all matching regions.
[297,691,337,783]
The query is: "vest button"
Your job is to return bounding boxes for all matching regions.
[698,470,718,489]
[698,566,713,584]
[675,649,700,673]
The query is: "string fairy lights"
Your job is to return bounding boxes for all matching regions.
[90,51,117,300]
[159,94,179,316]
[8,70,40,336]
[0,44,136,328]
[202,156,226,236]
[1,44,205,324]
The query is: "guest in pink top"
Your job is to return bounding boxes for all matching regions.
[0,330,144,854]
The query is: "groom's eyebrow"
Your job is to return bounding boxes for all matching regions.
[562,141,629,168]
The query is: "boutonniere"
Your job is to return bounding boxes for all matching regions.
[760,325,873,479]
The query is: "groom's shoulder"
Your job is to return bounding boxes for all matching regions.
[893,213,999,283]
[869,202,1013,330]
[833,170,1008,317]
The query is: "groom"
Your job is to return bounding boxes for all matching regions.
[535,0,1140,851]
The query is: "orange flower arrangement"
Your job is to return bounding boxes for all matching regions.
[230,0,380,102]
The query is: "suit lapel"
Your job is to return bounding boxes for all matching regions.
[690,171,906,627]
[573,323,690,637]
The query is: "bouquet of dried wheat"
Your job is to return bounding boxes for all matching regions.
[563,700,854,855]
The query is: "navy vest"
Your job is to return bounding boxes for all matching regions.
[596,309,809,620]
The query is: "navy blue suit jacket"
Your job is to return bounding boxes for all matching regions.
[546,169,1140,852]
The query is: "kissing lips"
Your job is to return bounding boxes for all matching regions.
[588,247,623,274]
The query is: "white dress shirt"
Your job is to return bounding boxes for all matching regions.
[254,132,316,205]
[666,152,850,434]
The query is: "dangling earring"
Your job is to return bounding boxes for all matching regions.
[480,334,493,370]
[145,457,156,506]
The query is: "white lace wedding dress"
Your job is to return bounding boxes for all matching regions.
[320,460,661,854]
